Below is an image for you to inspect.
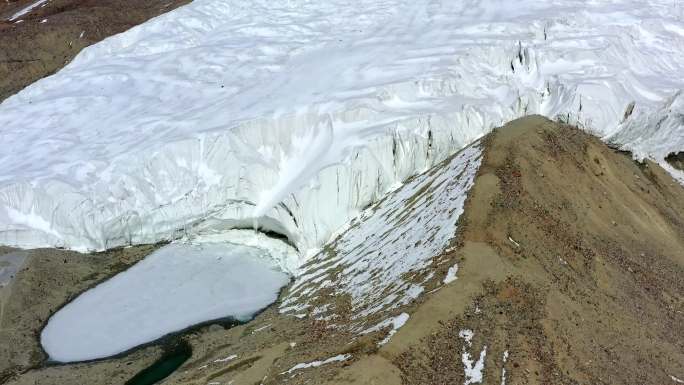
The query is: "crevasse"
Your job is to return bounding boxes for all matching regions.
[0,0,682,270]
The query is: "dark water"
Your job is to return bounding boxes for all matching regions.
[123,317,243,385]
[125,342,192,385]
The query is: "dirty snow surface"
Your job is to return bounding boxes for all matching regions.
[1,0,683,257]
[41,240,290,362]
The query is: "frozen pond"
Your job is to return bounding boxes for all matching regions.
[41,241,290,362]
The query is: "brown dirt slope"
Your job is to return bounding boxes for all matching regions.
[0,0,190,102]
[337,115,684,385]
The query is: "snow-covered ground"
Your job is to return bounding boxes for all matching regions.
[41,238,291,362]
[0,0,683,264]
[282,354,352,375]
[282,143,481,323]
[7,0,49,21]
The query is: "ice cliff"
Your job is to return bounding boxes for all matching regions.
[0,0,683,269]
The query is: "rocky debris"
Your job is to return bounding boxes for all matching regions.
[395,278,563,385]
[666,151,684,171]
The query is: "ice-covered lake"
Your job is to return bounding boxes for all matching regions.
[41,239,291,362]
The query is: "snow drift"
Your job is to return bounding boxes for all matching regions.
[1,0,683,267]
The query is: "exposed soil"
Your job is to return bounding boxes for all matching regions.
[0,0,190,102]
[385,115,684,385]
[396,277,554,385]
[1,116,683,385]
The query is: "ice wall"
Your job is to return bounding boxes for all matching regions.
[0,0,682,266]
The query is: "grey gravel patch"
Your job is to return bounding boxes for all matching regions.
[0,251,28,287]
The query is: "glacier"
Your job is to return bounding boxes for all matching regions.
[1,0,683,269]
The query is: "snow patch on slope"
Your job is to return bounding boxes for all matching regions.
[460,329,487,385]
[7,0,48,21]
[283,354,352,375]
[282,144,481,323]
[443,263,459,284]
[362,313,410,346]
